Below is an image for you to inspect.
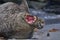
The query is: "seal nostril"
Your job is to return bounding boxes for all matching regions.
[37,22,44,29]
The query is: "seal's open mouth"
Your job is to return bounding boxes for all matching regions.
[25,15,36,24]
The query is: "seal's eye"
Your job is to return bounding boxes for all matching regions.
[25,15,36,24]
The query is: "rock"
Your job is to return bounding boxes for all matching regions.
[28,1,47,9]
[38,0,47,2]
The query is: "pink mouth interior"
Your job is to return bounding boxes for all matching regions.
[25,15,35,24]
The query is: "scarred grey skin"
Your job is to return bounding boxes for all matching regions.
[0,2,44,39]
